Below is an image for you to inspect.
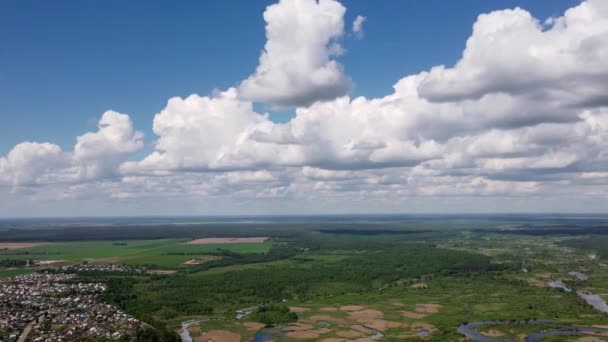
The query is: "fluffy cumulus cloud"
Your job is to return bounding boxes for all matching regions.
[237,0,352,108]
[0,111,143,190]
[74,111,144,179]
[352,15,366,38]
[3,0,608,215]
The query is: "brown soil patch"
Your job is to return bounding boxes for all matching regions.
[364,319,403,332]
[415,303,442,314]
[526,278,546,287]
[289,307,310,313]
[347,309,384,323]
[592,325,608,329]
[285,331,319,339]
[188,324,202,335]
[243,322,265,331]
[482,329,505,337]
[185,237,268,245]
[401,311,427,319]
[284,323,314,332]
[577,337,604,342]
[307,315,349,325]
[336,330,364,338]
[411,283,428,289]
[0,242,50,249]
[339,305,365,311]
[320,339,346,342]
[316,328,332,334]
[410,322,438,334]
[197,330,241,342]
[320,307,338,312]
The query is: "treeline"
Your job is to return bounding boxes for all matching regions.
[0,259,28,267]
[560,236,608,258]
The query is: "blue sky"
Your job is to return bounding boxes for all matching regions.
[0,0,578,154]
[2,0,608,217]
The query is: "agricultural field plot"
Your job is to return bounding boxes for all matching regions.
[0,238,273,267]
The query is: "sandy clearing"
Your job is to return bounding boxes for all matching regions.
[183,255,223,265]
[289,307,310,313]
[320,307,338,312]
[188,324,202,335]
[198,330,241,342]
[320,339,346,342]
[243,322,265,331]
[415,303,442,314]
[526,278,546,287]
[347,309,384,322]
[401,311,427,319]
[316,328,332,334]
[410,322,438,334]
[411,283,428,289]
[336,330,364,338]
[184,237,268,244]
[35,260,69,265]
[339,305,366,311]
[482,329,505,337]
[0,242,50,249]
[364,319,402,332]
[285,331,319,339]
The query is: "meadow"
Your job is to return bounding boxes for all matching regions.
[2,215,608,341]
[0,239,272,266]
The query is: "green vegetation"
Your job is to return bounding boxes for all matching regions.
[2,216,608,341]
[0,239,272,266]
[250,304,298,325]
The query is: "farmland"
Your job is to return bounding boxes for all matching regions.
[1,215,608,341]
[0,239,272,267]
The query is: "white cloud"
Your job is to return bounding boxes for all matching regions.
[3,0,608,214]
[74,110,144,180]
[237,0,352,108]
[352,15,366,38]
[417,0,608,105]
[0,142,65,187]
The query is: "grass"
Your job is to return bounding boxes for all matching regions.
[0,268,37,277]
[0,239,273,266]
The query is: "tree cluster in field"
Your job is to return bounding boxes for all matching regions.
[0,259,28,267]
[250,304,298,325]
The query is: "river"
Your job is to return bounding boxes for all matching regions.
[458,321,608,342]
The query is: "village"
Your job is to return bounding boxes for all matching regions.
[0,269,145,341]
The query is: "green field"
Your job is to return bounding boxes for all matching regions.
[3,217,608,341]
[0,239,272,266]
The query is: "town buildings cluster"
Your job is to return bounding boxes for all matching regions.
[57,264,145,275]
[0,272,145,341]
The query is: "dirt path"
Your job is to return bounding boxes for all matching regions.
[17,321,35,342]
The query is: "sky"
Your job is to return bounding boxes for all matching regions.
[1,0,607,217]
